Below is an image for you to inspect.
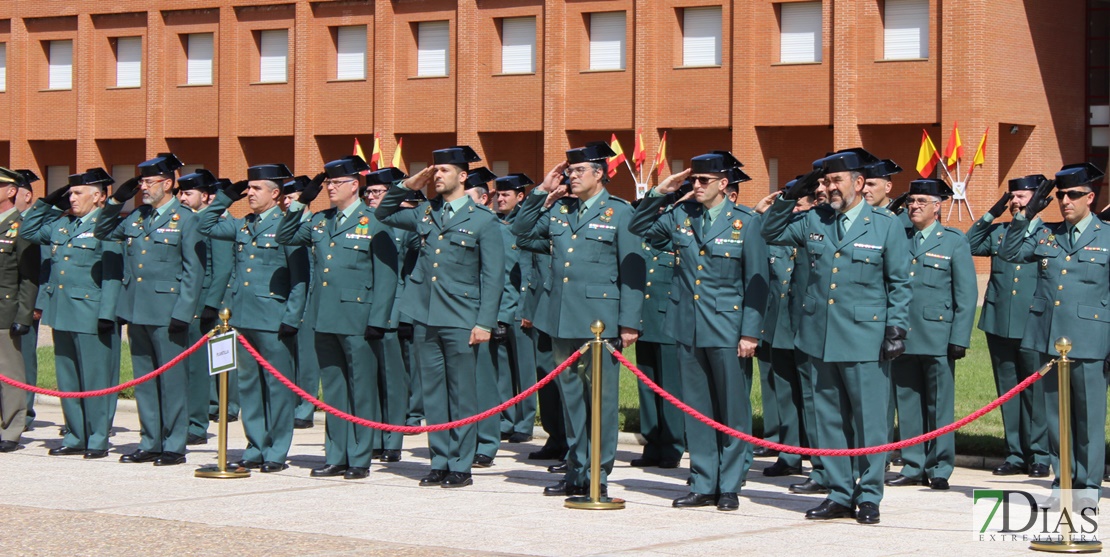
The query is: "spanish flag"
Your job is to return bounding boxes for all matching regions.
[369,134,383,171]
[632,128,646,171]
[971,127,988,168]
[607,134,627,178]
[942,122,963,171]
[654,131,668,178]
[916,129,940,178]
[353,137,367,164]
[391,137,406,173]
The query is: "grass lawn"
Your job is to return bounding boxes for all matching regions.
[34,342,136,399]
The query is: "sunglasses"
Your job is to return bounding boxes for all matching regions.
[1055,190,1091,201]
[692,176,723,185]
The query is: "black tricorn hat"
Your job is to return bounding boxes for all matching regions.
[908,178,954,199]
[14,169,39,191]
[324,155,371,179]
[464,167,498,190]
[367,167,408,186]
[495,173,534,191]
[1055,163,1106,189]
[814,148,879,175]
[691,151,743,174]
[68,167,114,189]
[0,168,22,187]
[727,167,752,185]
[178,169,220,194]
[566,142,616,164]
[863,159,903,180]
[138,152,184,178]
[282,175,311,196]
[1008,174,1046,192]
[247,164,294,182]
[432,146,481,169]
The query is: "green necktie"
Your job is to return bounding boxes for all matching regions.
[836,214,847,242]
[443,205,453,221]
[702,213,712,235]
[1071,227,1080,245]
[917,231,926,246]
[337,213,345,226]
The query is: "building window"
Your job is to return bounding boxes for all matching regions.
[114,37,142,88]
[884,0,929,60]
[186,33,214,85]
[682,6,722,67]
[417,21,449,77]
[258,29,288,83]
[46,166,69,192]
[780,2,822,63]
[111,164,137,211]
[336,25,367,81]
[491,161,510,176]
[0,44,6,92]
[500,17,536,74]
[48,40,73,90]
[589,12,626,71]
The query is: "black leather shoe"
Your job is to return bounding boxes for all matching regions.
[789,478,828,494]
[420,469,448,486]
[310,464,349,477]
[929,477,950,490]
[84,449,109,459]
[153,452,186,466]
[441,472,473,488]
[507,433,533,443]
[544,480,569,496]
[260,462,289,473]
[752,446,778,458]
[49,445,85,456]
[763,461,803,477]
[805,499,854,520]
[119,449,160,463]
[993,462,1026,476]
[293,419,314,429]
[672,492,717,508]
[379,449,401,462]
[225,414,239,423]
[658,459,681,469]
[473,454,494,468]
[186,434,207,446]
[717,492,739,511]
[0,440,18,452]
[371,449,383,458]
[59,426,69,437]
[500,432,512,441]
[884,474,922,487]
[630,457,659,467]
[1029,463,1051,478]
[528,446,564,460]
[566,483,606,497]
[343,467,370,479]
[856,502,881,524]
[548,461,567,474]
[232,460,262,470]
[890,456,905,466]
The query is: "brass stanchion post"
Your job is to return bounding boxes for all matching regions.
[565,320,625,510]
[1030,337,1100,553]
[196,309,250,479]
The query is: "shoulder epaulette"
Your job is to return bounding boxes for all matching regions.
[943,226,967,237]
[608,195,631,206]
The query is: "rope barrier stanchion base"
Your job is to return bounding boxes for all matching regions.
[196,311,251,480]
[565,495,626,511]
[195,465,251,479]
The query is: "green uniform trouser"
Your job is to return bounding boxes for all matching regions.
[294,322,319,422]
[552,337,618,487]
[757,355,780,447]
[54,328,120,451]
[768,348,804,469]
[1037,355,1107,496]
[236,328,297,464]
[796,352,826,486]
[404,328,423,426]
[810,358,889,508]
[494,337,515,436]
[509,322,538,436]
[892,354,955,481]
[415,323,477,473]
[186,321,210,439]
[531,328,567,454]
[129,324,191,455]
[22,320,38,427]
[885,360,899,461]
[987,334,1049,468]
[476,340,502,459]
[317,332,381,469]
[635,340,685,463]
[679,344,752,495]
[209,370,240,418]
[0,333,27,443]
[375,331,409,451]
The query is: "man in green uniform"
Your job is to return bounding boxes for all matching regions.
[885,179,977,491]
[0,167,38,451]
[95,153,205,466]
[13,170,44,430]
[378,146,504,488]
[511,143,644,497]
[762,148,912,524]
[1000,163,1110,506]
[967,175,1050,478]
[282,175,317,431]
[23,169,118,458]
[630,152,766,511]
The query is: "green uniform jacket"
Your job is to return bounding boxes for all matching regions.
[511,190,645,338]
[94,198,204,326]
[200,213,235,312]
[390,227,420,326]
[762,198,912,362]
[198,193,309,332]
[1000,215,1110,361]
[275,200,397,332]
[764,244,798,350]
[629,197,767,348]
[0,208,40,328]
[22,202,120,334]
[376,187,504,330]
[497,221,523,324]
[639,241,677,345]
[967,216,1039,339]
[902,225,977,355]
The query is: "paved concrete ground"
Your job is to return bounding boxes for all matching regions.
[0,396,1088,556]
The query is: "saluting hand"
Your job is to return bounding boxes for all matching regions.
[886,192,910,215]
[753,191,781,215]
[402,166,435,192]
[987,192,1013,219]
[42,185,72,209]
[543,183,569,210]
[469,326,491,346]
[299,173,327,205]
[1023,178,1055,220]
[225,180,250,201]
[539,161,570,193]
[737,336,758,359]
[111,177,141,203]
[654,169,692,196]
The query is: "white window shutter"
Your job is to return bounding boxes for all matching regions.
[501,17,536,74]
[46,166,70,193]
[884,0,929,60]
[780,2,822,63]
[115,37,142,88]
[48,40,73,90]
[417,21,449,77]
[0,44,7,92]
[336,26,367,80]
[682,7,722,67]
[491,161,510,177]
[187,33,214,85]
[589,12,626,71]
[259,29,288,83]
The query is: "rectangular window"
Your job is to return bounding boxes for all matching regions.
[884,0,929,60]
[589,12,626,71]
[48,40,73,90]
[417,21,449,77]
[186,33,214,85]
[115,36,142,88]
[258,29,288,83]
[336,25,367,81]
[780,2,822,63]
[501,17,536,74]
[111,164,137,211]
[0,44,6,92]
[46,165,69,192]
[491,161,510,177]
[682,6,722,67]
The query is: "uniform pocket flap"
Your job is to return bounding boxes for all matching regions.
[1082,251,1109,265]
[345,242,368,252]
[709,243,738,257]
[154,281,179,294]
[67,287,100,301]
[442,280,480,299]
[585,229,616,243]
[806,241,825,256]
[854,305,886,322]
[852,250,880,265]
[448,234,476,248]
[340,288,368,303]
[923,306,954,322]
[716,297,742,312]
[1078,305,1110,322]
[1030,296,1047,313]
[155,233,181,246]
[585,284,620,300]
[923,256,951,270]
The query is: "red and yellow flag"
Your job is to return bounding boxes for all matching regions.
[943,121,963,171]
[632,128,646,171]
[607,134,627,178]
[354,137,367,163]
[654,131,668,178]
[916,129,940,178]
[391,137,406,173]
[369,134,383,171]
[971,127,988,168]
